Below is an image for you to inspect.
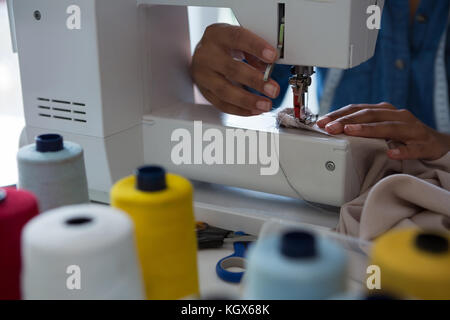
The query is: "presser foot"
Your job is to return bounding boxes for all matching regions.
[300,113,319,126]
[294,106,318,125]
[289,65,317,125]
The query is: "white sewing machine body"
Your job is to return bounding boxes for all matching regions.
[8,0,383,206]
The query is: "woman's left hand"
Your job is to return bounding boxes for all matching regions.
[317,102,450,161]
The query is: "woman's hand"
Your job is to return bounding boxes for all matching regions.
[317,102,450,161]
[191,24,280,116]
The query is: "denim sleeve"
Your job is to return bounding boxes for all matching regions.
[446,26,450,103]
[244,64,292,110]
[315,67,327,106]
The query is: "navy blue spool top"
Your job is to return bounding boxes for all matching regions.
[136,166,167,192]
[415,233,448,254]
[281,231,317,259]
[35,134,64,152]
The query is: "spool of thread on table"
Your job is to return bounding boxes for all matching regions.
[371,229,450,300]
[22,204,144,300]
[111,166,199,300]
[0,187,39,300]
[17,134,89,212]
[244,231,347,299]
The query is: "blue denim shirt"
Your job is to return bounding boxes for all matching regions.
[271,0,450,130]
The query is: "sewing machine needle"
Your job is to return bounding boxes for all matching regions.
[264,19,284,82]
[264,60,276,82]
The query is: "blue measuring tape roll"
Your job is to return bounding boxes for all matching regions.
[216,231,248,283]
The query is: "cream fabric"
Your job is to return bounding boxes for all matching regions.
[277,108,450,240]
[338,151,450,240]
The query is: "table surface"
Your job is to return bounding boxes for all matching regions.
[197,244,242,299]
[196,236,364,300]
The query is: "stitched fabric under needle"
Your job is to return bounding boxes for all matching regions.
[277,108,331,135]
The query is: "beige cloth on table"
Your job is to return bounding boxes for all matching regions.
[277,108,450,241]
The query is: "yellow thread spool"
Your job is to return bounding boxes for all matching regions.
[371,229,450,300]
[111,166,199,300]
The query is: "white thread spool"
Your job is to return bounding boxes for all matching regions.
[22,204,144,300]
[17,134,89,212]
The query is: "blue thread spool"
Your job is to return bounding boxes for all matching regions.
[244,231,348,300]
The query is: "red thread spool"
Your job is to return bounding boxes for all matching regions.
[0,187,39,300]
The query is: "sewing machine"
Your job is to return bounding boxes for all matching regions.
[8,0,384,206]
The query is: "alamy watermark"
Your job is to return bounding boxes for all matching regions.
[66,265,81,290]
[66,5,81,30]
[171,121,280,176]
[366,265,381,290]
[367,4,382,30]
[63,3,380,32]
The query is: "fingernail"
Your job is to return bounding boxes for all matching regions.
[264,83,277,98]
[389,149,401,156]
[256,101,271,111]
[325,122,342,133]
[344,124,362,132]
[262,48,276,61]
[317,116,331,127]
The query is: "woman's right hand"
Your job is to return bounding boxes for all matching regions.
[191,24,280,116]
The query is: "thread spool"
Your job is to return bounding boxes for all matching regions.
[22,204,144,300]
[111,166,199,300]
[17,134,89,212]
[0,187,39,300]
[244,231,347,300]
[371,229,450,300]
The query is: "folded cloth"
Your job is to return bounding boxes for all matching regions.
[277,108,450,240]
[337,152,450,241]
